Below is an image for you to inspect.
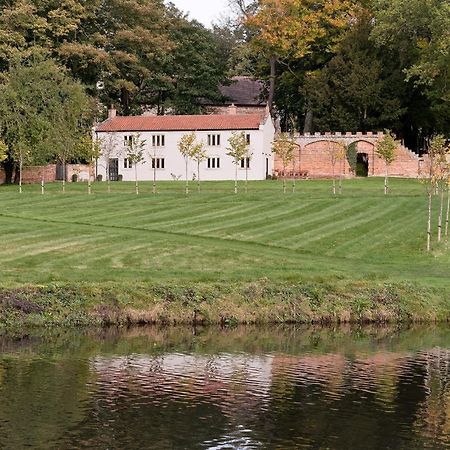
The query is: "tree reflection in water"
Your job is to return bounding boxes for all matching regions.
[0,325,448,449]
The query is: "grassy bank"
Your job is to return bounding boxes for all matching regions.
[0,281,448,331]
[0,179,449,328]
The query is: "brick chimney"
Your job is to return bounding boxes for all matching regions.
[108,105,117,119]
[228,103,237,115]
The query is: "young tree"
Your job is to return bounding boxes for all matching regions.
[430,135,449,242]
[190,140,207,193]
[327,140,347,195]
[227,132,249,194]
[376,130,399,195]
[272,133,296,194]
[178,132,197,195]
[421,135,446,251]
[125,134,146,195]
[445,175,450,241]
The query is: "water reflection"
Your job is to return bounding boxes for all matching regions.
[0,325,448,449]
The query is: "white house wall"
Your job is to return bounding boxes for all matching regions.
[95,126,274,182]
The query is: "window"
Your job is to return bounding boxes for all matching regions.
[246,134,251,145]
[207,157,220,169]
[207,134,221,146]
[152,134,165,147]
[124,135,133,146]
[124,158,133,169]
[152,158,165,169]
[240,157,250,169]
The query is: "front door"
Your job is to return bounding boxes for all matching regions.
[109,158,119,181]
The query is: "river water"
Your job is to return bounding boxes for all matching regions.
[0,325,448,449]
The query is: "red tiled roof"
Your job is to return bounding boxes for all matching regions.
[96,114,263,132]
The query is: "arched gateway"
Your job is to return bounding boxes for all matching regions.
[273,132,424,179]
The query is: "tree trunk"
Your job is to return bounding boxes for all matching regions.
[268,55,276,116]
[283,164,286,194]
[437,185,444,242]
[245,164,248,193]
[339,159,343,195]
[332,162,336,196]
[427,190,432,251]
[41,167,45,195]
[234,163,238,194]
[303,107,313,134]
[153,164,156,195]
[107,165,111,194]
[185,158,189,195]
[62,159,66,194]
[445,183,449,239]
[384,164,389,195]
[135,165,139,195]
[19,153,23,194]
[197,160,200,193]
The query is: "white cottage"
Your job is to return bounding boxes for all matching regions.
[94,107,275,181]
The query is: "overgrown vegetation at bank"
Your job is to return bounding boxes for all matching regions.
[0,281,448,332]
[1,179,449,330]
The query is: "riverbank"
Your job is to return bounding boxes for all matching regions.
[0,281,448,331]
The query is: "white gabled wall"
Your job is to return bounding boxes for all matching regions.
[95,121,275,182]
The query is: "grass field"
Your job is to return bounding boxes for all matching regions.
[0,177,448,288]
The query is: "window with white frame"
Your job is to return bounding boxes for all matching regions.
[152,134,165,147]
[207,134,221,146]
[124,135,133,147]
[207,157,220,169]
[152,157,165,169]
[124,158,133,169]
[240,157,250,169]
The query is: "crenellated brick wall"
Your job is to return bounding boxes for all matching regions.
[274,132,423,179]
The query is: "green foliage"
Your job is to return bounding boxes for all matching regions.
[0,0,228,115]
[376,130,398,165]
[272,133,296,169]
[125,133,146,166]
[178,133,197,159]
[227,131,249,163]
[0,55,91,171]
[346,142,358,173]
[0,139,8,163]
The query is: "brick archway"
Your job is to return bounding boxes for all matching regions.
[273,132,422,179]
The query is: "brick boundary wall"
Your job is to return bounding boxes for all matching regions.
[0,163,94,185]
[273,132,426,179]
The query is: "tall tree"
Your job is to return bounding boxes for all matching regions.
[0,55,91,188]
[244,0,355,117]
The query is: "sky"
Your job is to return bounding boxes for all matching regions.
[167,0,230,27]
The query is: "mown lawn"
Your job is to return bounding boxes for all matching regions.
[0,178,449,289]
